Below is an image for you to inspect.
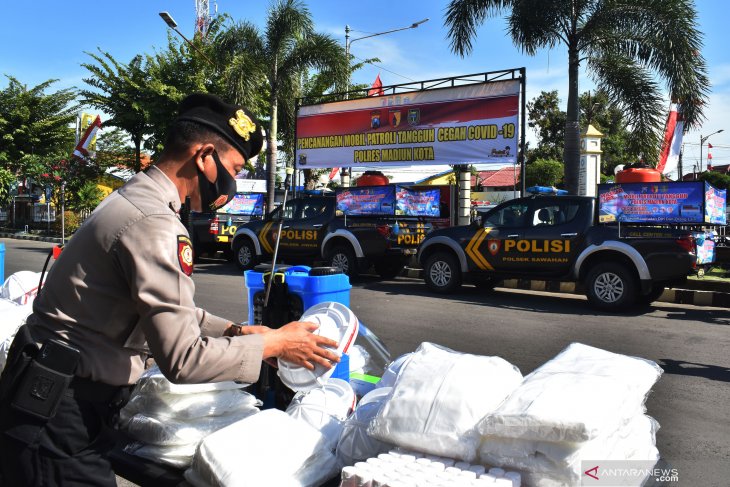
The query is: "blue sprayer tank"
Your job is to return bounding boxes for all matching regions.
[244,265,352,381]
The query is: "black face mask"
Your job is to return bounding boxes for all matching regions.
[197,150,238,211]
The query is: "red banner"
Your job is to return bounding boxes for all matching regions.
[296,80,520,168]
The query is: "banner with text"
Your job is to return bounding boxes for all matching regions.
[597,181,726,224]
[396,186,441,217]
[296,80,520,168]
[220,193,265,216]
[704,182,727,225]
[336,186,396,216]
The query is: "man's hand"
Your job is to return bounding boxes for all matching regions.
[263,321,340,371]
[224,324,273,337]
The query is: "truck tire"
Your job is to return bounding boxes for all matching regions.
[637,284,665,305]
[585,262,638,311]
[326,245,358,277]
[233,238,257,270]
[374,258,405,280]
[424,251,462,293]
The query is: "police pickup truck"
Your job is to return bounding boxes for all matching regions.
[230,194,432,278]
[417,195,697,310]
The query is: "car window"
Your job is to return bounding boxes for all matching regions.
[485,202,529,228]
[531,201,581,227]
[270,200,297,220]
[300,200,327,220]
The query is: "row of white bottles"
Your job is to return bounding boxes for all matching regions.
[339,449,521,487]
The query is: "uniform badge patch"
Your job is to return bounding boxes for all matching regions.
[178,235,194,275]
[487,239,501,256]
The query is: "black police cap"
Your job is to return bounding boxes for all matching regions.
[176,93,264,161]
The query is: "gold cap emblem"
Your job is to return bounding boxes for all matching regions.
[229,109,256,141]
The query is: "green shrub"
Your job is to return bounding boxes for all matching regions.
[53,211,82,234]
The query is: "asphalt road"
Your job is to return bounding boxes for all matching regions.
[2,238,729,486]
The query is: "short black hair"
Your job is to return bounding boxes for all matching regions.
[163,120,232,156]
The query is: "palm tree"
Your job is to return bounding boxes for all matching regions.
[214,0,348,210]
[445,0,709,194]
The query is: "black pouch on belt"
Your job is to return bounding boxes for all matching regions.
[11,339,80,421]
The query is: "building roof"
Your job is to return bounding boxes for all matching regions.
[414,168,454,185]
[415,166,521,187]
[473,167,520,188]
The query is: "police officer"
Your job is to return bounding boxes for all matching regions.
[0,93,339,486]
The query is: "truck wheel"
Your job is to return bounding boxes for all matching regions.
[585,262,637,311]
[233,238,257,270]
[327,245,358,277]
[424,251,462,293]
[374,258,405,280]
[637,285,665,305]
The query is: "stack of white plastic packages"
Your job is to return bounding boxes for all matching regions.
[184,378,356,487]
[118,366,260,468]
[477,343,663,487]
[0,271,43,372]
[368,342,524,463]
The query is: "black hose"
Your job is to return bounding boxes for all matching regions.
[37,245,61,297]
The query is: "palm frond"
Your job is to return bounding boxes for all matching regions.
[444,0,513,56]
[509,0,569,54]
[588,53,664,160]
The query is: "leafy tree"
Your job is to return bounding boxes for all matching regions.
[525,158,564,188]
[699,171,730,191]
[0,77,77,174]
[213,0,348,210]
[80,50,152,172]
[0,167,14,206]
[528,89,635,177]
[527,91,565,163]
[93,127,138,171]
[74,181,104,213]
[445,0,710,194]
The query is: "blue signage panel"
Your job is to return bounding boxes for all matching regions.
[704,182,727,225]
[395,186,441,217]
[336,186,396,216]
[598,182,707,224]
[219,193,265,216]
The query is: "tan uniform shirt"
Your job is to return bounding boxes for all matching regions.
[28,166,263,386]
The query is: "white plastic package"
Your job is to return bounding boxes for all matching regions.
[336,387,395,467]
[368,342,523,462]
[478,343,663,443]
[123,441,198,469]
[517,421,660,487]
[375,353,413,390]
[0,300,32,373]
[185,409,339,487]
[121,387,259,421]
[133,365,250,394]
[286,378,356,451]
[119,408,258,446]
[479,414,659,474]
[1,271,44,305]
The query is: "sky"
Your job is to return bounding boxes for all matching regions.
[1,0,728,181]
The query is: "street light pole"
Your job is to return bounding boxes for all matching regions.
[699,128,724,175]
[341,18,429,187]
[159,11,214,65]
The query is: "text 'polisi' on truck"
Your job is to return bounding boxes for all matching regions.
[418,181,726,311]
[230,183,452,278]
